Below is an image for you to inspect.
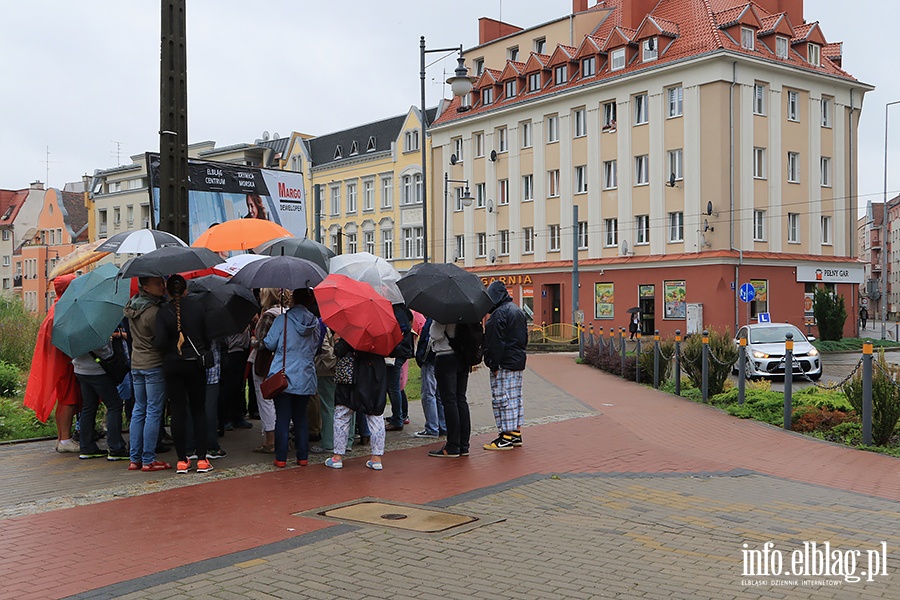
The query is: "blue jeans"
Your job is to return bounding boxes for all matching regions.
[386,359,406,427]
[76,373,126,453]
[130,367,166,465]
[274,393,310,462]
[420,361,445,435]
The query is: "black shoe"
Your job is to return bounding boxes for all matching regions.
[155,443,171,454]
[207,448,227,459]
[234,419,253,429]
[509,430,523,447]
[428,447,460,458]
[217,428,225,438]
[107,448,130,461]
[385,423,404,432]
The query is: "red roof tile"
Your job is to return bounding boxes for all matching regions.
[0,189,30,226]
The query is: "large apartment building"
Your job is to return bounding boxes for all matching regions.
[429,0,871,336]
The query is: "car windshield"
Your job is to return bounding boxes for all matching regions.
[750,326,802,344]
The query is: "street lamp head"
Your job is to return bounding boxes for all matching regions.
[446,57,475,98]
[461,187,474,207]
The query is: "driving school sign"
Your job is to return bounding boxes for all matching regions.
[796,265,864,284]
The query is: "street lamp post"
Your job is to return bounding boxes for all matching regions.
[882,100,900,340]
[443,172,473,263]
[420,37,475,263]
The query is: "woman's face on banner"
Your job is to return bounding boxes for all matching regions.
[246,195,259,218]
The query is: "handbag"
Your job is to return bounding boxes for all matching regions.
[334,354,355,385]
[185,335,214,369]
[91,336,129,385]
[261,313,289,399]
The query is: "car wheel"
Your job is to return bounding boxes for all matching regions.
[809,372,822,381]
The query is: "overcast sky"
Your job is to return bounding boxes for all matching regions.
[1,0,897,213]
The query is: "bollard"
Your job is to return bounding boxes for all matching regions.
[541,321,547,344]
[738,336,747,405]
[653,330,660,389]
[609,327,615,357]
[701,329,709,403]
[674,329,682,396]
[589,323,596,348]
[783,332,793,430]
[578,323,585,360]
[635,332,642,383]
[862,342,873,445]
[620,327,626,375]
[597,326,603,351]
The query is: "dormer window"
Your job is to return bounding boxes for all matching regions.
[554,65,567,85]
[366,136,376,152]
[505,80,517,98]
[350,141,359,156]
[642,37,657,62]
[528,72,541,92]
[534,37,546,54]
[808,43,820,66]
[482,87,494,105]
[611,48,626,71]
[334,145,343,160]
[582,57,596,77]
[775,36,789,59]
[741,27,755,50]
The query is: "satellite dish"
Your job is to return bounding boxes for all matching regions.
[453,249,460,262]
[273,132,280,140]
[703,219,711,232]
[707,201,713,216]
[450,154,458,165]
[487,199,495,213]
[262,131,270,141]
[490,149,498,162]
[621,240,630,255]
[668,172,676,187]
[489,249,497,263]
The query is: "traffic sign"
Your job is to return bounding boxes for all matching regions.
[758,312,771,323]
[739,283,756,303]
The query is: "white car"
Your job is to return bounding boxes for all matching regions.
[733,323,822,380]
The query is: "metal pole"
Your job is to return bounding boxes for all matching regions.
[635,332,641,383]
[314,184,322,243]
[701,329,709,403]
[862,342,873,445]
[573,205,580,352]
[882,101,900,339]
[738,336,747,405]
[653,330,660,389]
[420,36,429,263]
[159,0,189,241]
[609,327,615,357]
[783,332,793,430]
[620,327,626,375]
[443,172,448,263]
[674,329,682,396]
[598,326,603,351]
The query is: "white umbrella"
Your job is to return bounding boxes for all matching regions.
[329,251,404,304]
[213,253,269,277]
[94,229,187,254]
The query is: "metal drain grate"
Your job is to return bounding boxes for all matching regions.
[312,500,482,533]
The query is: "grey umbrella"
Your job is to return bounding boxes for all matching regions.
[189,275,260,339]
[253,236,335,272]
[117,246,224,278]
[228,255,327,290]
[397,262,493,324]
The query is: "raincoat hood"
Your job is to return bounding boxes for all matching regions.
[487,281,512,308]
[53,273,76,298]
[124,291,163,319]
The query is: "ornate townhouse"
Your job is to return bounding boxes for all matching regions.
[429,0,872,337]
[0,182,44,296]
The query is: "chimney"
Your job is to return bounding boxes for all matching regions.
[754,0,804,24]
[573,0,589,13]
[478,17,524,45]
[30,180,44,190]
[621,0,658,30]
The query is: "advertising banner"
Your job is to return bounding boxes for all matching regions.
[594,283,614,319]
[664,280,686,319]
[146,153,307,244]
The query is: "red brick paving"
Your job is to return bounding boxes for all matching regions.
[1,354,898,599]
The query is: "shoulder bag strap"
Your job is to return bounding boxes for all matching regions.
[281,308,288,373]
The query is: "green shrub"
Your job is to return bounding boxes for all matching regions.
[0,296,41,370]
[823,421,863,446]
[812,288,847,341]
[637,339,673,385]
[0,361,21,397]
[680,328,738,396]
[724,393,785,425]
[841,351,900,445]
[0,396,57,441]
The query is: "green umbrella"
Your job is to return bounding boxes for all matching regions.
[51,263,132,358]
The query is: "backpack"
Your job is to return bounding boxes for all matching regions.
[448,322,485,367]
[91,336,130,385]
[415,318,434,367]
[389,305,415,360]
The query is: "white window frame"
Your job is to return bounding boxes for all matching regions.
[534,37,546,54]
[381,229,393,259]
[634,155,649,186]
[582,56,596,77]
[574,108,586,137]
[404,130,419,152]
[753,84,767,115]
[636,215,650,245]
[821,98,832,128]
[668,212,684,242]
[641,37,658,62]
[364,231,375,254]
[546,115,559,143]
[474,132,484,157]
[477,233,487,257]
[482,87,494,105]
[402,226,424,259]
[500,229,510,255]
[611,48,625,71]
[577,221,589,249]
[521,121,532,148]
[346,232,358,254]
[775,36,789,59]
[753,147,766,179]
[453,137,464,163]
[381,176,393,208]
[604,218,618,247]
[363,179,374,211]
[330,185,340,216]
[820,156,832,187]
[528,72,541,92]
[741,27,755,50]
[634,94,649,125]
[498,179,509,205]
[667,149,683,181]
[603,101,617,129]
[508,46,519,62]
[808,43,820,67]
[787,90,799,121]
[455,235,465,260]
[549,225,561,252]
[821,215,832,245]
[554,65,567,85]
[523,227,534,253]
[505,80,517,99]
[547,170,559,198]
[787,152,800,183]
[475,183,486,208]
[346,182,357,214]
[497,127,508,152]
[753,210,766,241]
[667,86,683,118]
[788,213,800,243]
[603,160,617,190]
[574,165,588,194]
[522,174,534,201]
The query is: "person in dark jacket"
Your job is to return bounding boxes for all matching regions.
[482,281,528,451]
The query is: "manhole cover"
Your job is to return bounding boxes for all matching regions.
[319,501,477,533]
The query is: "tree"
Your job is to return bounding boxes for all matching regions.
[812,288,847,341]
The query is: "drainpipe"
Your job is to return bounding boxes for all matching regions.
[730,61,741,331]
[849,89,856,335]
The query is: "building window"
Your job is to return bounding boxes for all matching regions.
[788,213,800,243]
[521,121,532,148]
[776,36,789,59]
[667,149,683,182]
[582,56,596,77]
[346,183,357,213]
[498,179,509,205]
[403,227,424,259]
[528,72,541,92]
[636,215,649,245]
[363,180,374,211]
[787,152,800,183]
[603,160,617,189]
[577,221,589,249]
[402,175,414,204]
[477,233,487,257]
[364,231,375,254]
[454,187,467,212]
[2,255,9,267]
[404,130,419,152]
[634,94,649,125]
[455,235,465,260]
[549,225,561,252]
[482,87,494,105]
[668,212,684,242]
[453,137,464,162]
[505,80,517,98]
[99,209,108,236]
[507,46,519,61]
[741,27,755,50]
[821,156,832,187]
[574,165,587,194]
[547,170,559,198]
[500,230,510,255]
[787,90,799,121]
[667,86,683,117]
[753,147,766,179]
[605,219,618,247]
[821,98,832,128]
[475,183,485,208]
[1,230,9,241]
[821,216,832,245]
[634,155,649,186]
[808,43,820,66]
[642,37,658,61]
[753,210,766,241]
[381,176,393,208]
[554,65,568,85]
[753,83,767,115]
[346,233,357,254]
[330,233,340,254]
[474,132,484,157]
[497,127,508,152]
[474,58,484,76]
[414,174,423,203]
[546,115,558,143]
[126,205,134,228]
[522,174,534,201]
[573,108,586,137]
[523,227,534,253]
[534,37,546,54]
[603,101,617,129]
[382,229,393,259]
[611,48,626,71]
[367,136,376,152]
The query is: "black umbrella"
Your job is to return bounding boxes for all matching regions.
[228,255,327,290]
[626,306,641,314]
[118,246,225,278]
[397,262,493,324]
[188,275,260,338]
[253,236,335,272]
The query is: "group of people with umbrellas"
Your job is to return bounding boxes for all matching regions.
[28,218,530,474]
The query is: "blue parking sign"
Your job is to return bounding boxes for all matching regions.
[739,283,756,303]
[758,312,771,323]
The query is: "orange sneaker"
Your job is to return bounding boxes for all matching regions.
[195,459,214,473]
[176,460,191,474]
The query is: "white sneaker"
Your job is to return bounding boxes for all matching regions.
[56,439,80,453]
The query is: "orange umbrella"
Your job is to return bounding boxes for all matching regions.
[192,219,293,252]
[48,239,110,280]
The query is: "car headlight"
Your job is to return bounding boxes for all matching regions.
[752,350,769,359]
[807,347,819,356]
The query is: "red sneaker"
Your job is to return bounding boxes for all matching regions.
[273,460,287,468]
[141,461,172,472]
[297,459,308,466]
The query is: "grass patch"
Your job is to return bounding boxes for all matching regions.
[0,395,57,442]
[405,360,421,401]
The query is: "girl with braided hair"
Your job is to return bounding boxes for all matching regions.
[154,274,214,474]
